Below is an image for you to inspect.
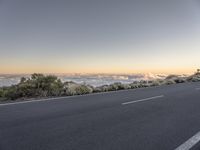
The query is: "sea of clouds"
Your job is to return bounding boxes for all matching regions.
[0,73,167,87]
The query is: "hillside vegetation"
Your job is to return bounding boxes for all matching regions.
[0,72,200,101]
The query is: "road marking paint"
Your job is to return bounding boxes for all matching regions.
[175,131,200,150]
[0,96,71,106]
[0,92,135,107]
[0,86,165,107]
[122,95,164,105]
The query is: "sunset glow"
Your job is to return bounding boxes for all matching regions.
[0,0,200,75]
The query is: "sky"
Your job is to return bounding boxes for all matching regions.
[0,0,200,74]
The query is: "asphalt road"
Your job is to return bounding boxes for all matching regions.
[0,82,200,150]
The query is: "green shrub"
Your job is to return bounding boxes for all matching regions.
[74,85,93,95]
[0,88,5,99]
[0,74,65,100]
[189,77,200,82]
[108,82,123,91]
[0,72,200,101]
[187,73,200,82]
[165,75,178,80]
[4,86,19,100]
[93,87,103,93]
[149,80,161,86]
[165,75,186,84]
[96,85,110,92]
[64,82,93,95]
[129,82,139,89]
[163,79,176,85]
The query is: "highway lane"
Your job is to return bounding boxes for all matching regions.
[0,82,200,150]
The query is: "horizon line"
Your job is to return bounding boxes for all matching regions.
[0,72,194,75]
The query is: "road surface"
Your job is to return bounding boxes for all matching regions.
[0,82,200,150]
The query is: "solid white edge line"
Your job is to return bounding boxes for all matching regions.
[175,131,200,150]
[0,96,70,106]
[0,86,166,107]
[122,95,164,105]
[0,90,135,106]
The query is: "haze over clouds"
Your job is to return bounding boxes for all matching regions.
[0,0,200,74]
[0,73,167,87]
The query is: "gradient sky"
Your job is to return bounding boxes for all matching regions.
[0,0,200,74]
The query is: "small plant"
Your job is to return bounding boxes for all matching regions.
[0,88,4,98]
[197,69,200,74]
[0,72,200,101]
